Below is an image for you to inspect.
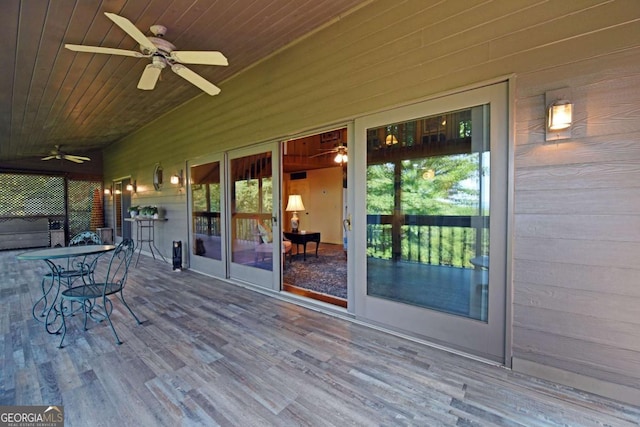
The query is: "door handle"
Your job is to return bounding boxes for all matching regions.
[343,214,351,231]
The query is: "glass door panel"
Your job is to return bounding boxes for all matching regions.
[228,144,281,289]
[366,107,489,320]
[354,83,507,362]
[113,179,132,242]
[188,154,226,277]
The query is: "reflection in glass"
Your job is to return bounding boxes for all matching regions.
[191,161,222,260]
[366,106,490,321]
[230,153,273,271]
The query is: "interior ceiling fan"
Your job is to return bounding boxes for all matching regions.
[310,144,348,163]
[65,12,228,96]
[41,145,91,164]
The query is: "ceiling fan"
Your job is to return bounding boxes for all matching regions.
[311,144,348,163]
[65,12,228,96]
[41,145,91,164]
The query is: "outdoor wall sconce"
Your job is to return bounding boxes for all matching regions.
[545,88,573,141]
[126,181,137,193]
[170,169,184,186]
[104,185,112,196]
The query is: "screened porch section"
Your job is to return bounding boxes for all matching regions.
[0,172,103,250]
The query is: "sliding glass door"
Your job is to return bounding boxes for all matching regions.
[354,82,508,362]
[113,178,132,242]
[228,143,282,289]
[188,153,226,277]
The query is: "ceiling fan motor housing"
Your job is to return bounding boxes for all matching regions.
[141,36,176,57]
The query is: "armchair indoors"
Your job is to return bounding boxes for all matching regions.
[254,219,292,268]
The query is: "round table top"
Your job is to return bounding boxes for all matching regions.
[16,244,116,260]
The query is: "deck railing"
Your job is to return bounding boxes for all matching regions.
[194,211,271,242]
[193,212,221,236]
[195,212,486,267]
[367,215,488,268]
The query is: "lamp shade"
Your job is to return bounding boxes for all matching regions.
[286,194,305,212]
[385,134,398,145]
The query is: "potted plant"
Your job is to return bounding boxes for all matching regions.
[140,205,159,218]
[127,205,140,217]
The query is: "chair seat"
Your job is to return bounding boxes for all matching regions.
[62,282,122,300]
[256,240,292,254]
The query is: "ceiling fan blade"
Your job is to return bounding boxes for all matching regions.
[41,155,57,161]
[104,12,157,54]
[309,150,336,158]
[66,155,91,162]
[138,64,163,90]
[64,156,86,164]
[65,44,146,58]
[171,64,221,96]
[170,51,228,66]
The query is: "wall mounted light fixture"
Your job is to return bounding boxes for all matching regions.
[170,169,184,186]
[104,185,113,196]
[126,180,137,193]
[545,88,573,141]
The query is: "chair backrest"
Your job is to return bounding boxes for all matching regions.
[102,239,135,288]
[69,231,102,246]
[255,219,273,244]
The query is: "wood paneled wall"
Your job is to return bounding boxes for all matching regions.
[512,47,640,404]
[103,0,640,404]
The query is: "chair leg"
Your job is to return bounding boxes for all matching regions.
[103,296,122,345]
[82,300,91,331]
[118,292,142,325]
[58,300,67,349]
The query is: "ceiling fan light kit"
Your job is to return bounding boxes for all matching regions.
[310,144,348,163]
[65,12,228,96]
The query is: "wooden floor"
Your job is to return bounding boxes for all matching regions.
[2,250,639,426]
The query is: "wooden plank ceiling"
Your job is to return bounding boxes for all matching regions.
[0,0,366,164]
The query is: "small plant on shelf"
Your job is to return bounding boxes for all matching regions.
[140,205,159,218]
[127,205,140,217]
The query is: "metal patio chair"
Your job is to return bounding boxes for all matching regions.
[33,232,105,323]
[57,238,141,348]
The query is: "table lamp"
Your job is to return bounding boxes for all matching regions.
[286,194,305,233]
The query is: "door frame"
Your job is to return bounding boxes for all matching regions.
[227,141,282,290]
[112,177,133,243]
[186,152,228,278]
[352,82,510,363]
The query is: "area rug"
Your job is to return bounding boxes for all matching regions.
[283,243,347,299]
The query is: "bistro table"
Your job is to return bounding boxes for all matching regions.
[16,244,116,334]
